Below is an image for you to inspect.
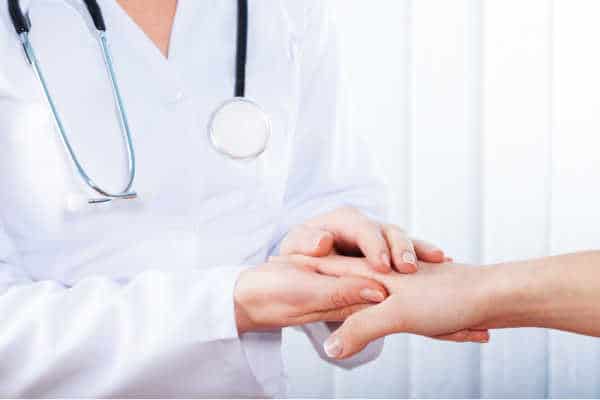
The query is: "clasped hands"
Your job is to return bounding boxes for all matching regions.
[234,207,489,360]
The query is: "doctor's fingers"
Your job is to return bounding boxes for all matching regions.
[412,238,446,264]
[273,254,384,284]
[298,304,371,325]
[306,207,392,273]
[280,226,334,257]
[308,275,388,312]
[382,225,419,274]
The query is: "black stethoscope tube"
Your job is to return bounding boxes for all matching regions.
[7,0,249,97]
[235,0,248,98]
[8,0,29,33]
[82,0,107,32]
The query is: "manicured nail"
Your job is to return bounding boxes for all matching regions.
[313,233,326,250]
[360,288,385,303]
[402,251,416,265]
[324,336,343,358]
[381,253,391,269]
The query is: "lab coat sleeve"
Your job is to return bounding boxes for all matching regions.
[274,1,389,369]
[0,226,262,396]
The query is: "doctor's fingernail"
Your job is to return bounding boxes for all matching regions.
[422,241,442,253]
[360,288,385,303]
[324,336,343,358]
[381,253,391,269]
[402,251,417,265]
[314,233,328,250]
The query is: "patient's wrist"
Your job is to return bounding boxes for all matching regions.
[476,261,549,330]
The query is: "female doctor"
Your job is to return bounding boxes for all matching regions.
[0,0,485,396]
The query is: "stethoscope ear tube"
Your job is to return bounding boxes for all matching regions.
[235,0,248,98]
[8,0,30,34]
[82,0,106,32]
[8,0,263,205]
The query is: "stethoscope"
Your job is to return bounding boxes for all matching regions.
[7,0,271,206]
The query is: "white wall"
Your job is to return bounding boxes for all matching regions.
[283,1,600,397]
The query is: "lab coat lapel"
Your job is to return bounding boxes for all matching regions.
[95,0,215,97]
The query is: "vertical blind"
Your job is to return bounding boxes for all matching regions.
[283,0,600,397]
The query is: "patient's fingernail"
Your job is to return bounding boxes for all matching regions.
[324,336,343,358]
[381,253,391,269]
[402,251,416,265]
[360,288,385,303]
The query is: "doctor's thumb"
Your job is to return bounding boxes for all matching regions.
[323,302,394,360]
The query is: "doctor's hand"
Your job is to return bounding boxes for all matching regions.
[273,254,490,358]
[280,207,448,274]
[234,259,388,335]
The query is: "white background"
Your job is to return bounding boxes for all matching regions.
[283,0,600,397]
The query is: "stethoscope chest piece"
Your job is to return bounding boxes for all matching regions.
[208,98,271,160]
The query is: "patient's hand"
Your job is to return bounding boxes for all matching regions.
[271,255,490,358]
[280,207,448,274]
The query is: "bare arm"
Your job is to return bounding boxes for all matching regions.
[277,251,600,359]
[479,250,600,337]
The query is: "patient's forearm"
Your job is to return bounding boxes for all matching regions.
[479,251,600,336]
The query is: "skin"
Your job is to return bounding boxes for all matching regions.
[116,0,178,58]
[234,260,388,334]
[276,252,600,359]
[280,207,448,274]
[115,1,484,342]
[234,208,463,336]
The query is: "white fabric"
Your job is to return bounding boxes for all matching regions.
[0,0,388,396]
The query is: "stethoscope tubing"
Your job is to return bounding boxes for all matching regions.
[7,0,251,204]
[15,29,137,203]
[235,0,248,98]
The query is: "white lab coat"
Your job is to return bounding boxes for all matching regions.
[0,0,389,396]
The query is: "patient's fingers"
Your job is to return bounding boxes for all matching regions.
[382,225,417,274]
[323,302,491,360]
[434,330,490,343]
[322,301,396,359]
[280,226,334,257]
